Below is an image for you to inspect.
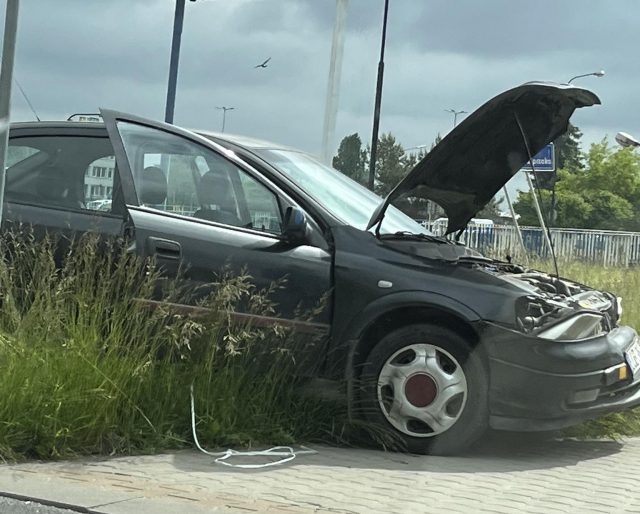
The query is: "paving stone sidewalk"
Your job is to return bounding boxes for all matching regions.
[0,434,638,513]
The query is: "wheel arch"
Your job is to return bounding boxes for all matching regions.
[340,292,483,380]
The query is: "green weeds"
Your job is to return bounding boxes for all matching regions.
[0,231,344,461]
[1,233,640,460]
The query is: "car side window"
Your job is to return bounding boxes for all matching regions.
[6,136,121,215]
[116,122,283,234]
[84,155,116,211]
[237,172,282,232]
[6,145,39,168]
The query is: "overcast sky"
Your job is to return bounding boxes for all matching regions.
[2,0,639,179]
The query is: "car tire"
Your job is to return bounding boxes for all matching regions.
[359,323,488,455]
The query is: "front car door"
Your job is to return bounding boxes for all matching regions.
[101,110,333,329]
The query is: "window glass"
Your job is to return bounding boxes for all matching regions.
[116,122,282,234]
[6,145,39,168]
[255,149,433,235]
[238,172,282,232]
[84,155,116,211]
[6,136,119,214]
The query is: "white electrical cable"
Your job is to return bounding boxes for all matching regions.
[189,383,317,469]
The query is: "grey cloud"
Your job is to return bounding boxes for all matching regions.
[3,0,640,160]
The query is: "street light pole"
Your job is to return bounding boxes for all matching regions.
[321,0,349,165]
[216,106,235,133]
[165,0,188,124]
[445,108,467,128]
[0,0,20,226]
[367,0,390,191]
[567,70,605,84]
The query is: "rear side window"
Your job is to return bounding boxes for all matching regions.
[6,136,119,214]
[6,145,39,167]
[84,155,116,211]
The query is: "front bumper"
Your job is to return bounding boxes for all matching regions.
[483,323,640,431]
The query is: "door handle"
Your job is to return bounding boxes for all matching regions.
[147,237,181,260]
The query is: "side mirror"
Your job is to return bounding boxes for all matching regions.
[282,206,307,244]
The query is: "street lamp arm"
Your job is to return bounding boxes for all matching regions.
[567,70,605,84]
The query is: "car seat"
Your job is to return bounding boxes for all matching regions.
[193,170,242,226]
[140,166,167,206]
[36,169,83,209]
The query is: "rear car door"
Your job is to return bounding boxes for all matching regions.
[3,124,127,245]
[101,110,332,325]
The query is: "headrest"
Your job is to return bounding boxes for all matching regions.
[198,171,215,205]
[199,170,232,207]
[140,166,167,205]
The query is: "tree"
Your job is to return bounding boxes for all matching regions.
[375,132,445,220]
[402,147,427,172]
[514,140,640,230]
[476,196,504,222]
[430,133,442,151]
[554,122,583,170]
[374,132,407,197]
[332,133,368,186]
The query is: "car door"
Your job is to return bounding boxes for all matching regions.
[101,109,333,326]
[3,125,127,248]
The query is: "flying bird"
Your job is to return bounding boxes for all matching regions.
[254,57,271,69]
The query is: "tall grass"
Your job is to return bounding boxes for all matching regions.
[2,233,640,460]
[0,231,343,461]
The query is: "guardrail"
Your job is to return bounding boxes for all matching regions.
[424,221,640,266]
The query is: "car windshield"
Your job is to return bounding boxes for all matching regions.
[254,148,432,235]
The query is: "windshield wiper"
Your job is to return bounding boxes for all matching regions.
[455,254,495,264]
[380,231,454,244]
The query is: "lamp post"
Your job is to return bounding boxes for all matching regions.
[367,0,390,191]
[165,0,197,124]
[616,132,640,148]
[321,0,349,165]
[216,106,235,133]
[445,108,467,128]
[0,0,20,227]
[567,70,605,84]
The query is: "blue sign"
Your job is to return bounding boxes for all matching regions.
[521,143,555,172]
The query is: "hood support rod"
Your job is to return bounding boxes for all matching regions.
[513,111,559,277]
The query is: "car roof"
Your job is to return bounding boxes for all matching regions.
[195,129,300,153]
[10,121,300,154]
[10,121,106,130]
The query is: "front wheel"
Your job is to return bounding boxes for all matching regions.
[359,324,488,455]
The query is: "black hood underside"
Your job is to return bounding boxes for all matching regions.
[367,82,600,234]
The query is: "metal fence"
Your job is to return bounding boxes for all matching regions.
[426,221,640,267]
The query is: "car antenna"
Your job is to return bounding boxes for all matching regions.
[513,111,559,278]
[14,78,40,121]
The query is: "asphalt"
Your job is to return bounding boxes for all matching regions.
[0,433,639,513]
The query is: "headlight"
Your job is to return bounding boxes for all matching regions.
[515,294,610,340]
[537,312,606,340]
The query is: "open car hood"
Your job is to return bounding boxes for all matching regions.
[367,82,600,234]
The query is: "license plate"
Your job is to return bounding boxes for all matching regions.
[625,340,640,378]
